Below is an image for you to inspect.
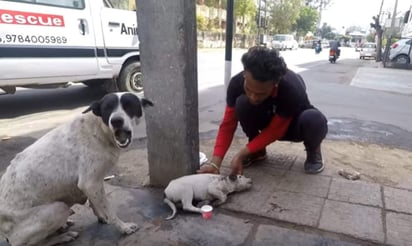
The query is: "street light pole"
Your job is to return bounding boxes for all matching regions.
[224,0,234,87]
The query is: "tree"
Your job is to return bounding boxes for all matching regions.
[268,0,303,34]
[304,0,333,9]
[319,22,332,39]
[294,6,318,37]
[371,15,384,61]
[304,0,333,33]
[234,0,257,33]
[346,25,364,34]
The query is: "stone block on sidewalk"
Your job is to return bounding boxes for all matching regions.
[328,178,382,207]
[386,211,412,246]
[319,200,384,243]
[384,187,412,214]
[276,171,331,198]
[261,190,324,227]
[253,224,359,246]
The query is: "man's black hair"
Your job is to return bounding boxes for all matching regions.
[241,46,287,82]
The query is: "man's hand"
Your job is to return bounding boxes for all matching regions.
[197,156,222,174]
[230,147,250,175]
[196,164,219,174]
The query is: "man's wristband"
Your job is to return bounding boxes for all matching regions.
[207,162,220,171]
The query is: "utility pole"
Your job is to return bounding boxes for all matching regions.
[136,0,199,186]
[383,0,399,64]
[389,0,399,36]
[257,0,262,45]
[372,0,385,62]
[224,0,234,87]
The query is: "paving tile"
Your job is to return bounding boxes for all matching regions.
[319,200,384,243]
[276,171,331,197]
[261,152,297,170]
[384,187,412,214]
[386,212,412,246]
[253,224,360,246]
[66,186,253,246]
[328,178,382,207]
[222,168,282,213]
[261,190,324,227]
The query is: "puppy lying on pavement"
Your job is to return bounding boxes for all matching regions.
[163,174,252,220]
[0,92,153,246]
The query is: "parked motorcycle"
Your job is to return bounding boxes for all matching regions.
[329,49,338,63]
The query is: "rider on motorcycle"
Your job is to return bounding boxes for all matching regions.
[329,39,341,57]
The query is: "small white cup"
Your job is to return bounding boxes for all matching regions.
[201,205,213,219]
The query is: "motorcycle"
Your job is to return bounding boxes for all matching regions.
[329,49,338,63]
[315,44,322,54]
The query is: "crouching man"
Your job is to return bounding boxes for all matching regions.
[198,46,328,176]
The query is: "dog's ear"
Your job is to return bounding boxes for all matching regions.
[140,98,154,108]
[82,101,101,116]
[228,174,237,181]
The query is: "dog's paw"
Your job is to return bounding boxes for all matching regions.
[121,222,139,235]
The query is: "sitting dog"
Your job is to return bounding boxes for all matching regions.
[0,92,153,246]
[163,174,252,220]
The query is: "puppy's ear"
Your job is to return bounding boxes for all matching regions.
[82,101,101,116]
[141,98,154,108]
[228,174,237,181]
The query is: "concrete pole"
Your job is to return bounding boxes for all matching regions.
[135,0,199,187]
[390,0,399,36]
[224,0,234,87]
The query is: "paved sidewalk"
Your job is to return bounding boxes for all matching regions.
[350,66,412,95]
[18,138,408,246]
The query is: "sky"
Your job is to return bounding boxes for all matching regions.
[321,0,411,32]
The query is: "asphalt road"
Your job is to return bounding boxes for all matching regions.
[1,47,412,172]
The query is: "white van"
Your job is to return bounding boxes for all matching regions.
[271,34,298,51]
[0,0,143,94]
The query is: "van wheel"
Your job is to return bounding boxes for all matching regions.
[117,61,143,93]
[393,54,410,64]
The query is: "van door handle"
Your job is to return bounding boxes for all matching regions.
[108,22,120,27]
[78,19,86,35]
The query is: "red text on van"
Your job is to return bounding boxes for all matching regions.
[0,9,65,27]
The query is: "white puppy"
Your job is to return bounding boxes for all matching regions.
[163,174,252,220]
[0,92,153,246]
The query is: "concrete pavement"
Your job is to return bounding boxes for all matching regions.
[350,66,412,95]
[54,136,411,246]
[1,66,412,246]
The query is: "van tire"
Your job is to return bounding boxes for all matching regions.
[117,61,144,93]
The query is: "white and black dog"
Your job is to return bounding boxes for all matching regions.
[0,92,153,246]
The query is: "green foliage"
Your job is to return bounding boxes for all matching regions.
[268,0,303,34]
[197,15,209,31]
[294,6,318,37]
[234,0,257,33]
[319,23,332,39]
[346,26,364,34]
[202,0,227,9]
[366,32,375,42]
[304,0,333,9]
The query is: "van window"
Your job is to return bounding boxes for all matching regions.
[104,0,135,11]
[4,0,85,9]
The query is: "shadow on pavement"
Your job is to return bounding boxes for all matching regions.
[0,85,107,119]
